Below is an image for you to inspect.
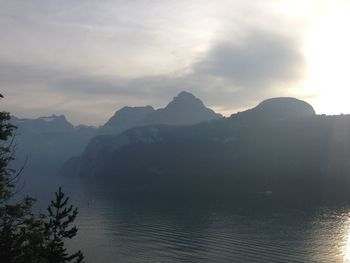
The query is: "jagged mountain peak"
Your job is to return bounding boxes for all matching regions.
[142,91,222,125]
[97,92,222,134]
[174,91,198,100]
[166,91,205,109]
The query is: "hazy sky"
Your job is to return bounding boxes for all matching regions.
[1,0,350,125]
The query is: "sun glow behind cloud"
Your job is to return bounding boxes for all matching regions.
[302,0,350,115]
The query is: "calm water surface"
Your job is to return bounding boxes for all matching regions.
[23,174,350,263]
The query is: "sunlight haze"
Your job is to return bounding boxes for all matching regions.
[0,0,349,124]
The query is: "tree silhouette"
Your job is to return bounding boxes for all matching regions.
[44,187,84,263]
[0,94,84,262]
[0,95,43,263]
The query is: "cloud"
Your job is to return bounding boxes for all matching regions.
[193,30,305,89]
[0,1,308,125]
[0,61,70,85]
[56,29,305,92]
[0,28,306,125]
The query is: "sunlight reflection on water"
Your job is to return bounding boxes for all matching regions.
[344,214,350,262]
[22,174,350,263]
[73,198,350,263]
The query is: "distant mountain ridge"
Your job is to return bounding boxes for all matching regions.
[99,106,155,135]
[11,114,75,133]
[233,97,316,121]
[11,114,96,176]
[97,91,222,135]
[140,91,222,125]
[12,91,222,176]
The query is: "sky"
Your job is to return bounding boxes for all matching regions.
[1,0,350,125]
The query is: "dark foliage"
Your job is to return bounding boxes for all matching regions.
[0,94,84,263]
[44,187,84,263]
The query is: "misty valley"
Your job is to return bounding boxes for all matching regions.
[8,91,350,262]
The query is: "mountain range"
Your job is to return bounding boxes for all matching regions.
[12,91,222,175]
[13,91,350,200]
[64,96,350,200]
[98,91,222,135]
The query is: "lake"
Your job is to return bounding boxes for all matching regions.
[22,173,350,263]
